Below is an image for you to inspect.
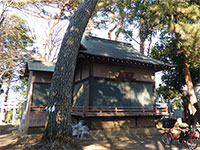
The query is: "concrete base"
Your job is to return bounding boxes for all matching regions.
[73,116,158,130]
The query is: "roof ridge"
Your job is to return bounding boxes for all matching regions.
[85,35,132,46]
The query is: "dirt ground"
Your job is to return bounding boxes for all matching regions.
[0,125,198,150]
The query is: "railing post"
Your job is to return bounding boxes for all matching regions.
[166,106,168,113]
[83,105,86,115]
[115,107,117,113]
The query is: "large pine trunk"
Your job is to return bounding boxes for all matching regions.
[44,0,98,141]
[182,58,199,125]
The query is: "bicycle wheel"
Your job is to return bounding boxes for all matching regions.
[161,133,172,145]
[186,138,198,149]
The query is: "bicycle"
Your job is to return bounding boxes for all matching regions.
[162,127,199,149]
[161,119,199,149]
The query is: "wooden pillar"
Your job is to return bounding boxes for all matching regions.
[20,71,33,131]
[153,83,156,109]
[89,60,93,106]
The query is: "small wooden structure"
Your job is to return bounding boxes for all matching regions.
[21,36,172,131]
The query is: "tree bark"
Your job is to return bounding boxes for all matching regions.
[44,0,98,141]
[108,19,120,40]
[139,17,145,54]
[182,58,199,125]
[4,76,11,103]
[139,0,145,54]
[4,76,11,121]
[115,17,124,41]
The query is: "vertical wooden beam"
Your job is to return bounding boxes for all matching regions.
[20,71,33,131]
[115,107,118,113]
[80,62,83,80]
[153,83,156,109]
[83,105,86,115]
[89,59,93,106]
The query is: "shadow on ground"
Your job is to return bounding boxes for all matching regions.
[80,128,192,150]
[0,126,197,150]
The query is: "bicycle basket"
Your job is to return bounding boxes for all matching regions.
[162,118,176,128]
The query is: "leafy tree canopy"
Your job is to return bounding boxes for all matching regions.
[150,1,200,118]
[150,0,200,65]
[0,14,34,83]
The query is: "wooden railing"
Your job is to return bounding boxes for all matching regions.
[71,106,169,116]
[31,106,46,112]
[30,105,168,116]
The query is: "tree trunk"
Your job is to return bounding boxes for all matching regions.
[115,17,124,41]
[108,19,120,40]
[182,58,199,125]
[4,76,11,121]
[44,0,98,141]
[4,76,11,103]
[139,16,145,54]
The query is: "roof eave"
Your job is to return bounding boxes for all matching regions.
[79,52,174,71]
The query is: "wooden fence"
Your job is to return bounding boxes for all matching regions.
[0,101,18,124]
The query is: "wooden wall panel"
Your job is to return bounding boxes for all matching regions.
[93,63,155,82]
[32,71,52,83]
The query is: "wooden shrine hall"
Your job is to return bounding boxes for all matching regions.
[21,36,172,131]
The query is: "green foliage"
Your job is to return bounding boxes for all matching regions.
[93,0,147,40]
[12,78,28,101]
[0,14,34,83]
[150,1,200,108]
[16,103,24,120]
[150,0,200,62]
[151,34,200,113]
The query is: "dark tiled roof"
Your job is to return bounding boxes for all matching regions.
[27,60,55,72]
[26,36,173,72]
[80,36,173,67]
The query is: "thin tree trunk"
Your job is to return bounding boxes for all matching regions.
[139,17,145,54]
[44,3,67,60]
[4,76,11,102]
[4,76,11,121]
[139,0,145,54]
[182,58,199,125]
[44,0,98,141]
[108,19,120,40]
[115,17,124,41]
